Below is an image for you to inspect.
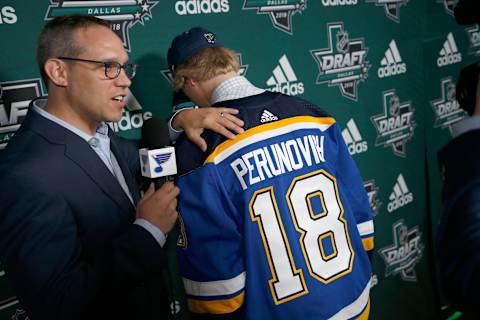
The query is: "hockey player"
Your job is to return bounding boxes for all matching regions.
[169,27,374,320]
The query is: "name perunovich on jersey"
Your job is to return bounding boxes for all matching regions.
[176,92,374,319]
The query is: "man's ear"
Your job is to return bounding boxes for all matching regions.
[44,59,68,87]
[185,77,199,88]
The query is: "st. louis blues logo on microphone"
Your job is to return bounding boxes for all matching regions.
[152,152,172,173]
[139,147,177,178]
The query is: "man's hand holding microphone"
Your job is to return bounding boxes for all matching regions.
[137,118,179,236]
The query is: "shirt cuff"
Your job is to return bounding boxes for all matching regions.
[168,106,199,142]
[134,218,167,247]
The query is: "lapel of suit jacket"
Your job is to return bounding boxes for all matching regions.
[109,133,141,206]
[26,108,136,218]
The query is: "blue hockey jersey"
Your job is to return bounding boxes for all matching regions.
[175,92,374,319]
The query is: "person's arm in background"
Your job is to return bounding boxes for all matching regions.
[168,91,244,151]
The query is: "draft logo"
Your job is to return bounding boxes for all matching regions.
[242,0,306,35]
[365,0,409,23]
[0,79,45,149]
[436,0,458,16]
[310,22,370,101]
[371,90,415,157]
[430,77,466,134]
[364,180,381,216]
[379,220,423,281]
[45,0,159,51]
[466,25,480,56]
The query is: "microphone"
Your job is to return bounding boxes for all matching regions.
[139,118,177,189]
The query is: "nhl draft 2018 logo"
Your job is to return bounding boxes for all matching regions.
[371,90,415,157]
[45,0,158,52]
[365,0,409,23]
[364,179,381,216]
[466,25,480,56]
[310,22,370,101]
[431,77,466,134]
[242,0,306,35]
[0,79,45,149]
[436,0,458,16]
[379,220,423,282]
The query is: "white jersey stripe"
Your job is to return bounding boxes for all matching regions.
[329,278,371,320]
[357,220,374,236]
[183,272,246,297]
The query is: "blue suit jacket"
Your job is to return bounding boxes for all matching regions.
[437,129,480,317]
[0,105,172,319]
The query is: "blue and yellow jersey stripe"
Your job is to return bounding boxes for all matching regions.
[205,116,336,165]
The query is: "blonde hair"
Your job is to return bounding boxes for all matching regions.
[173,47,240,91]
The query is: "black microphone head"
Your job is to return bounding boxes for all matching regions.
[454,0,480,25]
[141,117,170,149]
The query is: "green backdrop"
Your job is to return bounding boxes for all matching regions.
[0,0,478,318]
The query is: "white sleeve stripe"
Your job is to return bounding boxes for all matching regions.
[183,272,246,297]
[357,220,374,236]
[329,277,371,320]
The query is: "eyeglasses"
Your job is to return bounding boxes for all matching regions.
[57,57,138,79]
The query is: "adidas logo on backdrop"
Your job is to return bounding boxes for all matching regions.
[341,119,368,155]
[266,54,304,96]
[260,110,278,123]
[175,0,229,15]
[377,40,407,78]
[387,174,414,213]
[437,32,462,67]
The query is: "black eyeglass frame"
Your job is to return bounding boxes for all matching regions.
[57,56,138,79]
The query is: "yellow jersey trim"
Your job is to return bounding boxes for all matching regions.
[188,291,245,314]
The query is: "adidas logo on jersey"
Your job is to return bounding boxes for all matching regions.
[175,0,229,15]
[437,32,462,67]
[377,40,407,78]
[266,54,304,96]
[341,119,368,155]
[387,174,414,213]
[260,110,278,123]
[321,0,357,6]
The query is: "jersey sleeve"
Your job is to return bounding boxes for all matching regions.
[176,164,245,314]
[331,123,374,253]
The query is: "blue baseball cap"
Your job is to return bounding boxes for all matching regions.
[167,27,223,72]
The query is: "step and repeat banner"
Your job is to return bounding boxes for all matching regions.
[0,1,478,319]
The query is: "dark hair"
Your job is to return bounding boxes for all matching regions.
[456,62,480,116]
[454,0,480,25]
[36,14,110,86]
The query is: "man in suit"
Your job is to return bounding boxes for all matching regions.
[437,62,480,318]
[0,14,179,319]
